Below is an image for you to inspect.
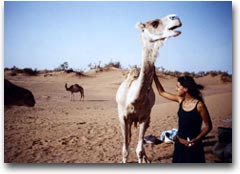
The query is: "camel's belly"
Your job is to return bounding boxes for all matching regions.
[116,78,155,121]
[128,89,155,113]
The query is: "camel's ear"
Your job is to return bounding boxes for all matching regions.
[135,22,145,30]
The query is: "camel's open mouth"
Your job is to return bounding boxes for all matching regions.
[169,25,180,30]
[168,23,182,37]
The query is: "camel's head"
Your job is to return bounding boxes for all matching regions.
[136,14,182,43]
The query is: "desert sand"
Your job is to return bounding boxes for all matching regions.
[4,68,232,163]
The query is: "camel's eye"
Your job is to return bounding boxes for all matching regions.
[169,16,176,20]
[151,20,159,28]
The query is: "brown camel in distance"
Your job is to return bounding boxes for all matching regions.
[65,83,84,101]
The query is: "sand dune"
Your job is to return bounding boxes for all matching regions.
[4,69,232,163]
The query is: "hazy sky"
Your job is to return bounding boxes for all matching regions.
[4,1,232,73]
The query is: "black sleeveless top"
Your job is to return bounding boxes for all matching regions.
[177,100,202,140]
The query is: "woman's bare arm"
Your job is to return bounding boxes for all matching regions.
[191,102,213,144]
[153,72,181,103]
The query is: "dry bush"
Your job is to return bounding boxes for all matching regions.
[9,71,17,76]
[195,71,206,78]
[221,73,232,83]
[65,68,74,73]
[104,61,121,69]
[207,71,220,77]
[23,68,39,76]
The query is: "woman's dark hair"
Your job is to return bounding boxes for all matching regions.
[178,75,204,102]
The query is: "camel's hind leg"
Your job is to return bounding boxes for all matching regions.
[79,92,82,100]
[79,91,84,101]
[136,121,150,163]
[81,89,84,100]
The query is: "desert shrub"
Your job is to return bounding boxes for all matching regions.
[105,60,121,69]
[221,73,232,83]
[7,66,21,76]
[155,66,233,81]
[88,61,102,70]
[158,66,166,73]
[55,61,69,71]
[42,69,53,74]
[9,66,22,74]
[60,62,69,70]
[23,68,39,76]
[182,71,191,77]
[207,71,219,77]
[195,71,206,78]
[88,63,94,69]
[65,68,74,73]
[9,71,17,76]
[164,70,181,78]
[4,67,16,76]
[10,66,18,70]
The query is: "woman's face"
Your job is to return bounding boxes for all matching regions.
[176,82,186,96]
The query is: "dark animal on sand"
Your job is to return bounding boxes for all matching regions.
[65,83,84,101]
[4,79,36,107]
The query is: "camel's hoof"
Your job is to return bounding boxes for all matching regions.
[144,158,151,163]
[138,156,151,163]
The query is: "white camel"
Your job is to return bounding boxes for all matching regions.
[116,14,182,163]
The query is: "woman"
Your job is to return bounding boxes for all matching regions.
[153,72,212,163]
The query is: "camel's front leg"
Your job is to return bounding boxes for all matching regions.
[120,118,130,163]
[136,121,150,163]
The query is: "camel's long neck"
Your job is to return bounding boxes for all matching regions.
[65,84,70,91]
[138,48,154,86]
[137,42,162,92]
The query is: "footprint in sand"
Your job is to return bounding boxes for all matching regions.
[59,135,79,145]
[31,139,49,150]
